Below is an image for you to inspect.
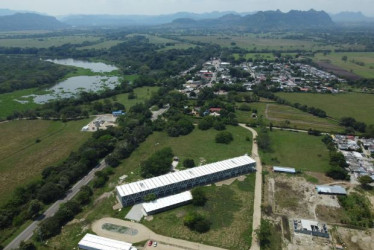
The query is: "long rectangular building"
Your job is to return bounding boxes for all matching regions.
[116,155,256,206]
[78,234,134,250]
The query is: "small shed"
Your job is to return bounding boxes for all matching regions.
[316,185,347,195]
[112,110,125,117]
[78,233,134,250]
[273,166,296,174]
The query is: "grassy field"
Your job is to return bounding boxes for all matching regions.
[0,88,42,119]
[114,86,159,110]
[116,125,253,182]
[233,52,298,61]
[265,104,343,132]
[236,102,268,124]
[0,35,101,48]
[276,92,374,125]
[144,174,255,249]
[258,130,331,173]
[0,119,91,205]
[78,40,123,50]
[181,34,364,51]
[313,52,374,78]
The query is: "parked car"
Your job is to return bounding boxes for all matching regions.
[153,241,157,247]
[148,240,153,246]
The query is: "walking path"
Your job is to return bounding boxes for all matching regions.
[239,124,262,250]
[92,217,226,250]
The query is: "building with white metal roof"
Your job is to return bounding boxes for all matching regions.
[273,166,296,174]
[116,155,256,206]
[78,233,134,250]
[142,191,193,215]
[316,185,347,195]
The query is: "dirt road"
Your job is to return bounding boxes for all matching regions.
[239,124,262,250]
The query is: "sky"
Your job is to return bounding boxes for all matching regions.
[0,0,373,16]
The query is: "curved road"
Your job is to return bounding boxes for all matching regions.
[239,124,262,250]
[4,160,107,250]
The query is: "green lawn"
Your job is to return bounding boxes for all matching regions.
[236,102,267,124]
[313,52,374,78]
[144,174,255,250]
[0,88,41,119]
[0,35,100,48]
[114,86,159,110]
[258,130,331,173]
[0,119,91,205]
[276,92,374,125]
[266,104,343,132]
[116,125,253,182]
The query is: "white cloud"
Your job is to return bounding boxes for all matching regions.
[0,0,373,16]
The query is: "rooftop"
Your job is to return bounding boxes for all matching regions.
[78,233,133,250]
[116,155,255,197]
[316,185,347,195]
[142,191,193,214]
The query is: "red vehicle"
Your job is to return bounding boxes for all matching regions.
[148,240,153,246]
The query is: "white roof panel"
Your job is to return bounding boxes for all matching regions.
[78,233,132,250]
[117,155,255,197]
[142,191,193,213]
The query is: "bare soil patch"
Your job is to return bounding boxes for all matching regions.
[316,61,361,80]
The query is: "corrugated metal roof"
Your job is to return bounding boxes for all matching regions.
[142,191,193,214]
[78,234,133,250]
[116,155,255,197]
[273,166,296,173]
[316,185,347,195]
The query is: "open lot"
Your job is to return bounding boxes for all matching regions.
[313,52,374,79]
[265,104,343,132]
[0,88,41,119]
[276,92,374,125]
[0,119,91,205]
[143,174,255,250]
[114,86,159,110]
[258,130,331,173]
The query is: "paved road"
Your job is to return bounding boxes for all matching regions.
[5,160,107,250]
[92,217,226,250]
[239,124,262,250]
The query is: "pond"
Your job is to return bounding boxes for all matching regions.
[46,58,118,73]
[23,75,120,104]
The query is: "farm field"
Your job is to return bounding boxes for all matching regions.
[78,40,122,50]
[258,130,331,173]
[0,35,101,48]
[265,103,343,132]
[276,92,374,125]
[116,125,253,182]
[313,52,374,79]
[143,174,255,249]
[0,119,91,205]
[233,52,298,61]
[181,34,364,51]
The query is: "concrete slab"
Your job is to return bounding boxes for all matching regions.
[125,204,145,222]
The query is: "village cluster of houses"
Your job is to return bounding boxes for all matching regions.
[333,135,374,181]
[179,58,347,97]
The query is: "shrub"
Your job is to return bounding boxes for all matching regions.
[183,158,195,168]
[215,131,233,144]
[183,212,210,233]
[213,120,226,131]
[191,187,207,206]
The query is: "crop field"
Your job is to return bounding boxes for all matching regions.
[313,52,374,79]
[116,125,253,182]
[0,35,101,48]
[128,34,195,50]
[0,88,41,119]
[258,130,331,173]
[144,174,255,249]
[0,119,91,205]
[276,92,374,125]
[181,34,364,51]
[233,52,298,61]
[265,104,343,132]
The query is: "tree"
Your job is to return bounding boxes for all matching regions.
[141,147,174,177]
[257,131,271,152]
[75,186,93,205]
[256,219,271,247]
[191,187,207,206]
[19,241,36,250]
[37,182,64,204]
[27,200,42,219]
[37,217,61,241]
[183,158,195,168]
[198,119,212,130]
[183,212,210,233]
[215,131,233,144]
[213,120,226,131]
[105,154,120,167]
[358,175,373,189]
[342,55,348,62]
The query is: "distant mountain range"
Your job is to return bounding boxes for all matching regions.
[0,9,373,32]
[167,10,334,31]
[0,13,67,31]
[330,11,374,23]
